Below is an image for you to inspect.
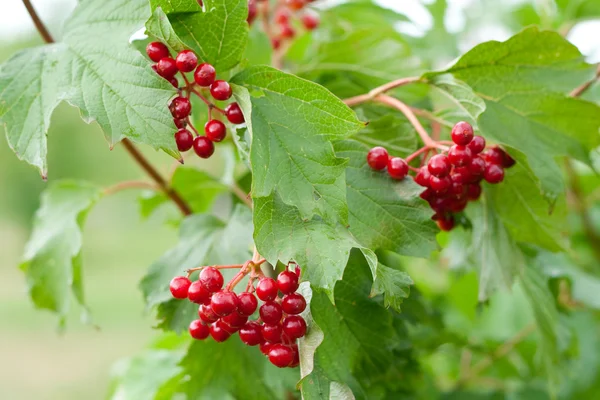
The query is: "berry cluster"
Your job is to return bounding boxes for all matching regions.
[367,121,515,231]
[169,263,306,368]
[145,42,245,159]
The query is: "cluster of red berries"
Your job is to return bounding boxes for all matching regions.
[146,42,245,159]
[367,121,515,231]
[169,266,306,368]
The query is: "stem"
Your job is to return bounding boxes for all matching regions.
[570,64,600,97]
[343,77,421,107]
[22,0,54,43]
[232,183,253,208]
[190,87,226,114]
[103,180,160,196]
[121,139,192,216]
[406,146,430,163]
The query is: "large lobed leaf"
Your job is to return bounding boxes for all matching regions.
[20,181,101,326]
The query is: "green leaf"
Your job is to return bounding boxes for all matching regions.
[301,249,399,398]
[352,108,418,157]
[428,27,600,198]
[145,7,187,53]
[20,180,101,325]
[140,205,253,332]
[150,0,248,72]
[232,66,364,224]
[428,74,486,126]
[335,140,438,257]
[372,263,413,312]
[0,0,180,175]
[138,166,227,218]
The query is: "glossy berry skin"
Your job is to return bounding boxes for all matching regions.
[237,292,258,316]
[281,293,306,315]
[188,280,211,304]
[210,80,232,101]
[450,181,465,197]
[436,215,455,231]
[449,198,468,213]
[169,77,179,88]
[146,42,170,62]
[174,129,194,152]
[277,270,299,294]
[282,315,307,340]
[239,321,263,346]
[484,164,505,184]
[260,341,274,356]
[193,136,215,158]
[428,154,451,177]
[211,291,239,317]
[189,319,210,340]
[204,120,227,142]
[225,103,245,124]
[451,167,471,185]
[501,150,516,168]
[194,63,216,87]
[221,311,248,329]
[170,97,192,119]
[387,157,409,180]
[247,0,258,24]
[210,323,231,342]
[414,167,431,187]
[367,147,389,170]
[468,135,486,154]
[174,118,186,129]
[468,156,486,181]
[175,50,198,72]
[256,278,278,301]
[157,57,178,79]
[199,304,219,324]
[170,276,191,299]
[216,319,239,334]
[448,145,472,167]
[262,323,283,343]
[271,38,281,50]
[429,175,451,193]
[260,301,283,324]
[289,345,300,368]
[451,121,474,145]
[302,14,319,30]
[199,267,224,292]
[467,183,482,200]
[483,148,505,165]
[268,344,294,368]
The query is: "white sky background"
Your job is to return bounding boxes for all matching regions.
[0,0,598,61]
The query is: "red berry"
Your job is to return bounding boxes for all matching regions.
[174,129,194,152]
[500,150,516,168]
[420,188,435,201]
[483,148,505,165]
[260,341,274,356]
[193,136,215,158]
[198,304,219,323]
[294,265,301,278]
[484,164,505,184]
[169,77,179,88]
[256,278,278,301]
[301,13,319,30]
[281,293,306,315]
[428,154,451,177]
[282,315,307,340]
[277,270,299,294]
[271,38,281,50]
[210,80,232,101]
[429,197,451,213]
[467,135,486,154]
[204,120,227,142]
[239,321,263,346]
[146,42,170,62]
[467,183,482,200]
[468,156,486,181]
[451,167,471,184]
[289,344,300,368]
[436,215,455,231]
[221,311,248,329]
[175,49,198,72]
[450,180,466,197]
[210,291,239,316]
[260,301,283,324]
[237,292,258,316]
[387,157,409,180]
[429,175,451,193]
[367,147,389,170]
[188,280,212,304]
[189,319,210,340]
[448,145,472,167]
[280,23,296,39]
[414,167,431,187]
[169,276,191,299]
[174,118,186,129]
[268,344,294,368]
[275,8,290,24]
[210,322,231,342]
[225,102,245,124]
[199,267,224,292]
[169,96,192,119]
[262,323,283,343]
[449,198,468,213]
[451,121,474,145]
[286,0,306,10]
[157,57,178,79]
[247,0,258,24]
[216,318,239,334]
[194,63,216,87]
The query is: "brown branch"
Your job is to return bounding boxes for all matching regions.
[22,0,54,43]
[343,77,421,107]
[103,180,160,196]
[569,64,600,97]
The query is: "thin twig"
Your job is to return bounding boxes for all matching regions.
[569,64,600,97]
[22,0,54,43]
[103,180,160,196]
[231,183,253,208]
[343,77,421,107]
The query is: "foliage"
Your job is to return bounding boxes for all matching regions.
[2,0,600,399]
